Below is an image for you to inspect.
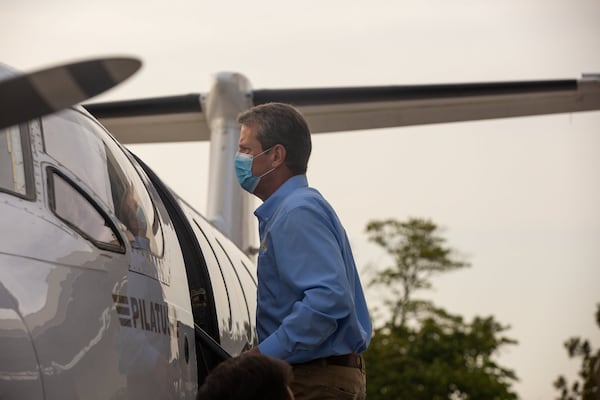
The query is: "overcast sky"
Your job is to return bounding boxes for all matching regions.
[2,1,599,398]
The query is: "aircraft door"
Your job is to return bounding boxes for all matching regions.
[33,108,197,399]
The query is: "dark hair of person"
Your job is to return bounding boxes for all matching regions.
[237,102,312,175]
[196,352,293,400]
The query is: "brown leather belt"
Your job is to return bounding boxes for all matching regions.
[294,353,364,369]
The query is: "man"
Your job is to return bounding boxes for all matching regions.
[235,103,372,400]
[197,352,294,400]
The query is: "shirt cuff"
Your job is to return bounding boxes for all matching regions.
[258,331,290,360]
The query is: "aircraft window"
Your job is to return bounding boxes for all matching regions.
[42,112,113,207]
[42,109,164,256]
[0,123,34,199]
[100,130,164,255]
[48,170,123,252]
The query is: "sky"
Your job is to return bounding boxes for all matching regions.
[2,1,599,398]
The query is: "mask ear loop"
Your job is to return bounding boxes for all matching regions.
[255,146,277,178]
[254,146,273,159]
[258,166,277,179]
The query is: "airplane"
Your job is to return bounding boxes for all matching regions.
[0,58,242,399]
[1,57,599,399]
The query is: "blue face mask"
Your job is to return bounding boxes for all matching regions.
[234,147,274,193]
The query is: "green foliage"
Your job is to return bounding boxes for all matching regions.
[554,304,600,400]
[364,217,519,399]
[365,310,518,400]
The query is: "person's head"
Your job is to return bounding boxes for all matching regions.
[236,103,312,200]
[196,352,294,400]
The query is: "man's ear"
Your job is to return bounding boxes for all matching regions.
[272,144,287,168]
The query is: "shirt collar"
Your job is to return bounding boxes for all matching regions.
[254,175,308,221]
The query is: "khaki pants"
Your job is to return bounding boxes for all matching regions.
[291,361,366,400]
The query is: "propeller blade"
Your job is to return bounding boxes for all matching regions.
[0,57,141,129]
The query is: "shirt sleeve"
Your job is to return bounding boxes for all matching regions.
[258,204,354,360]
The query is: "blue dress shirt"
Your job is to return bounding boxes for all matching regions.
[254,175,372,363]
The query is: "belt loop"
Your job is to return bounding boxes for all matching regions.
[356,354,363,370]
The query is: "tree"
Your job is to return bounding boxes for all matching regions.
[363,217,519,400]
[366,218,469,328]
[554,304,600,400]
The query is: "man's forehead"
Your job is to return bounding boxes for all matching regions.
[239,124,259,143]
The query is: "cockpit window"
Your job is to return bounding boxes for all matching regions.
[0,123,34,199]
[42,109,164,256]
[48,170,123,252]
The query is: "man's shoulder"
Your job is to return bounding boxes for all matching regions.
[282,186,324,209]
[275,187,338,225]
